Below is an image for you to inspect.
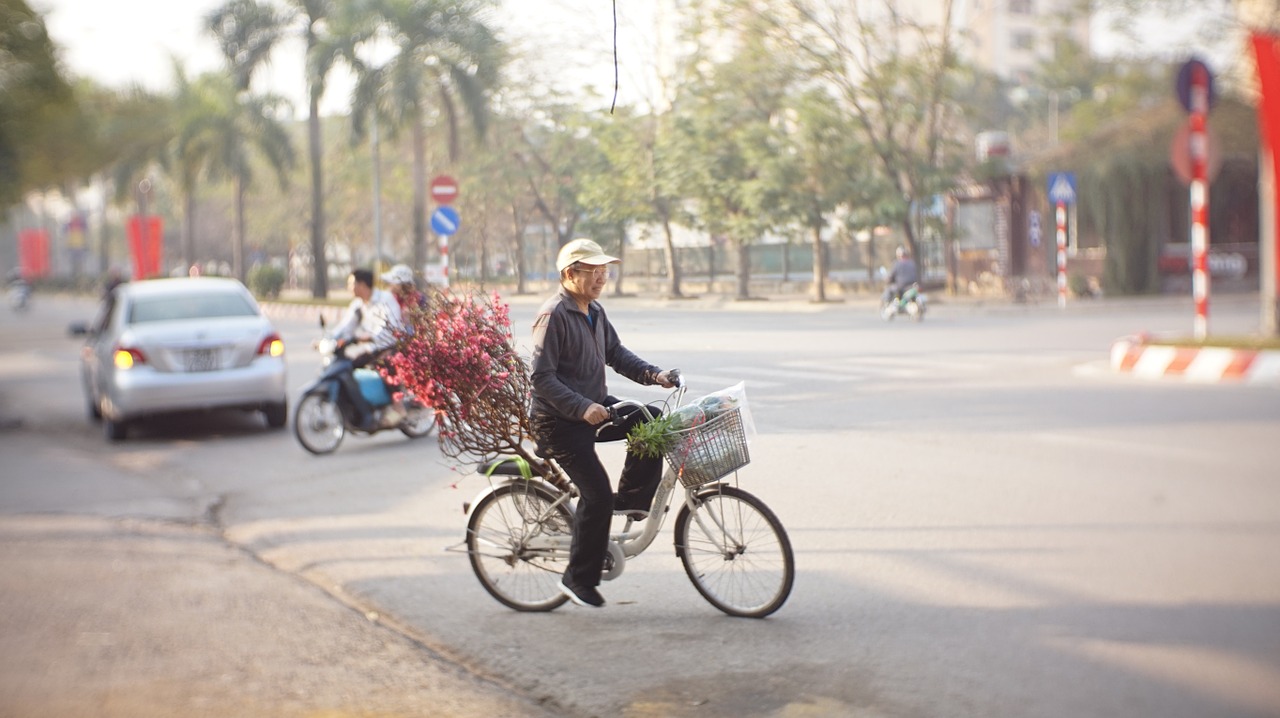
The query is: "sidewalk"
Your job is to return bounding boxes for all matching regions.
[0,514,558,718]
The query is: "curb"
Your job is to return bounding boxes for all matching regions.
[1110,334,1280,384]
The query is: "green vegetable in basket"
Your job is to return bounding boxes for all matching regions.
[625,414,680,459]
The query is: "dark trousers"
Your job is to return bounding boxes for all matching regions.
[530,400,665,588]
[335,355,377,428]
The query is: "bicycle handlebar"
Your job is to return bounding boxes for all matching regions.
[600,369,684,429]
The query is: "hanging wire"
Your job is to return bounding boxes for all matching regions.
[610,0,620,113]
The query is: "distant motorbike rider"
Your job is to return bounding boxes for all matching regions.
[882,246,919,304]
[332,268,403,430]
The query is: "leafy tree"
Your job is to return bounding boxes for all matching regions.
[582,106,693,298]
[511,101,599,273]
[0,0,81,205]
[670,5,796,300]
[761,0,966,265]
[779,88,894,301]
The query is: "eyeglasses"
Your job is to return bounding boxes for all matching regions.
[572,265,610,279]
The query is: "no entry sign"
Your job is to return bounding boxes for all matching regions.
[429,175,459,205]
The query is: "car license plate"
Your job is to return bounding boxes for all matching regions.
[185,348,219,372]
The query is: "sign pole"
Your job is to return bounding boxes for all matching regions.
[1190,63,1211,340]
[1056,201,1067,308]
[428,176,460,290]
[440,236,449,288]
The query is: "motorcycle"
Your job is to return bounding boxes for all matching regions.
[880,283,927,322]
[294,331,436,455]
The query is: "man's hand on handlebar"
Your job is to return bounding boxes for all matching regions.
[656,368,681,388]
[582,403,610,425]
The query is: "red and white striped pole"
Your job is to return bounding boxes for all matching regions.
[1056,201,1067,308]
[1189,63,1211,340]
[439,236,450,288]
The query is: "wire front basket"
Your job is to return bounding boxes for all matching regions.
[664,407,751,487]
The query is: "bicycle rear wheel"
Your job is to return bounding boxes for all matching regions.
[467,481,574,611]
[674,484,794,618]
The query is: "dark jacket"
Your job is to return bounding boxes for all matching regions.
[530,288,660,422]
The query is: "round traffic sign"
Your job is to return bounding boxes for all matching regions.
[429,175,459,205]
[431,206,460,236]
[1176,58,1216,114]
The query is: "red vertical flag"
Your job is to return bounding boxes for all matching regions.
[17,229,50,278]
[127,215,164,278]
[1253,32,1280,299]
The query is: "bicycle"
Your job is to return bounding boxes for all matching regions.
[458,380,794,618]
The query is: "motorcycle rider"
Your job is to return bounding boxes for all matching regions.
[332,268,403,431]
[882,246,919,305]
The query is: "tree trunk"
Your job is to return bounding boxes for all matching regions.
[612,222,627,296]
[662,217,683,298]
[511,202,528,294]
[182,190,196,273]
[811,224,827,302]
[735,239,751,300]
[412,109,428,278]
[234,176,247,282]
[309,89,328,298]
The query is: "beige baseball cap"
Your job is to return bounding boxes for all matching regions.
[555,238,619,273]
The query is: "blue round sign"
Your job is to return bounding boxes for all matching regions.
[1176,58,1215,114]
[430,206,460,236]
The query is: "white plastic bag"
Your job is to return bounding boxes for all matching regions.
[689,381,755,439]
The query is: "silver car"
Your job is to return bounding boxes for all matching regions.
[74,277,288,441]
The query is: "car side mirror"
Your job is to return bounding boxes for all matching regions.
[68,321,92,337]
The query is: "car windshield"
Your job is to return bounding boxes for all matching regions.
[128,292,258,324]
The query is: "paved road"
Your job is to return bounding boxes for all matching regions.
[2,290,1279,718]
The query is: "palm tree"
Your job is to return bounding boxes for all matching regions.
[350,0,503,275]
[287,0,337,297]
[169,62,217,272]
[204,0,295,281]
[79,83,175,274]
[205,0,289,93]
[188,74,296,281]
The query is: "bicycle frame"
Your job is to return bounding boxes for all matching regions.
[459,389,744,581]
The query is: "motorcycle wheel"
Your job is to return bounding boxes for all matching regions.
[295,393,345,455]
[399,401,437,439]
[880,302,896,321]
[907,300,924,322]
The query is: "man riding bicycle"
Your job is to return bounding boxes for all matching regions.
[529,238,678,608]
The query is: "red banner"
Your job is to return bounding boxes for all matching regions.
[17,229,50,279]
[126,215,164,279]
[1252,32,1280,292]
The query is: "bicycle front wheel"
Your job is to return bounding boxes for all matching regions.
[467,481,573,612]
[674,484,794,618]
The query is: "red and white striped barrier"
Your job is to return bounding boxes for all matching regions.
[1110,335,1280,384]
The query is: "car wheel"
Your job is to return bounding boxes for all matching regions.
[104,417,128,442]
[263,401,288,429]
